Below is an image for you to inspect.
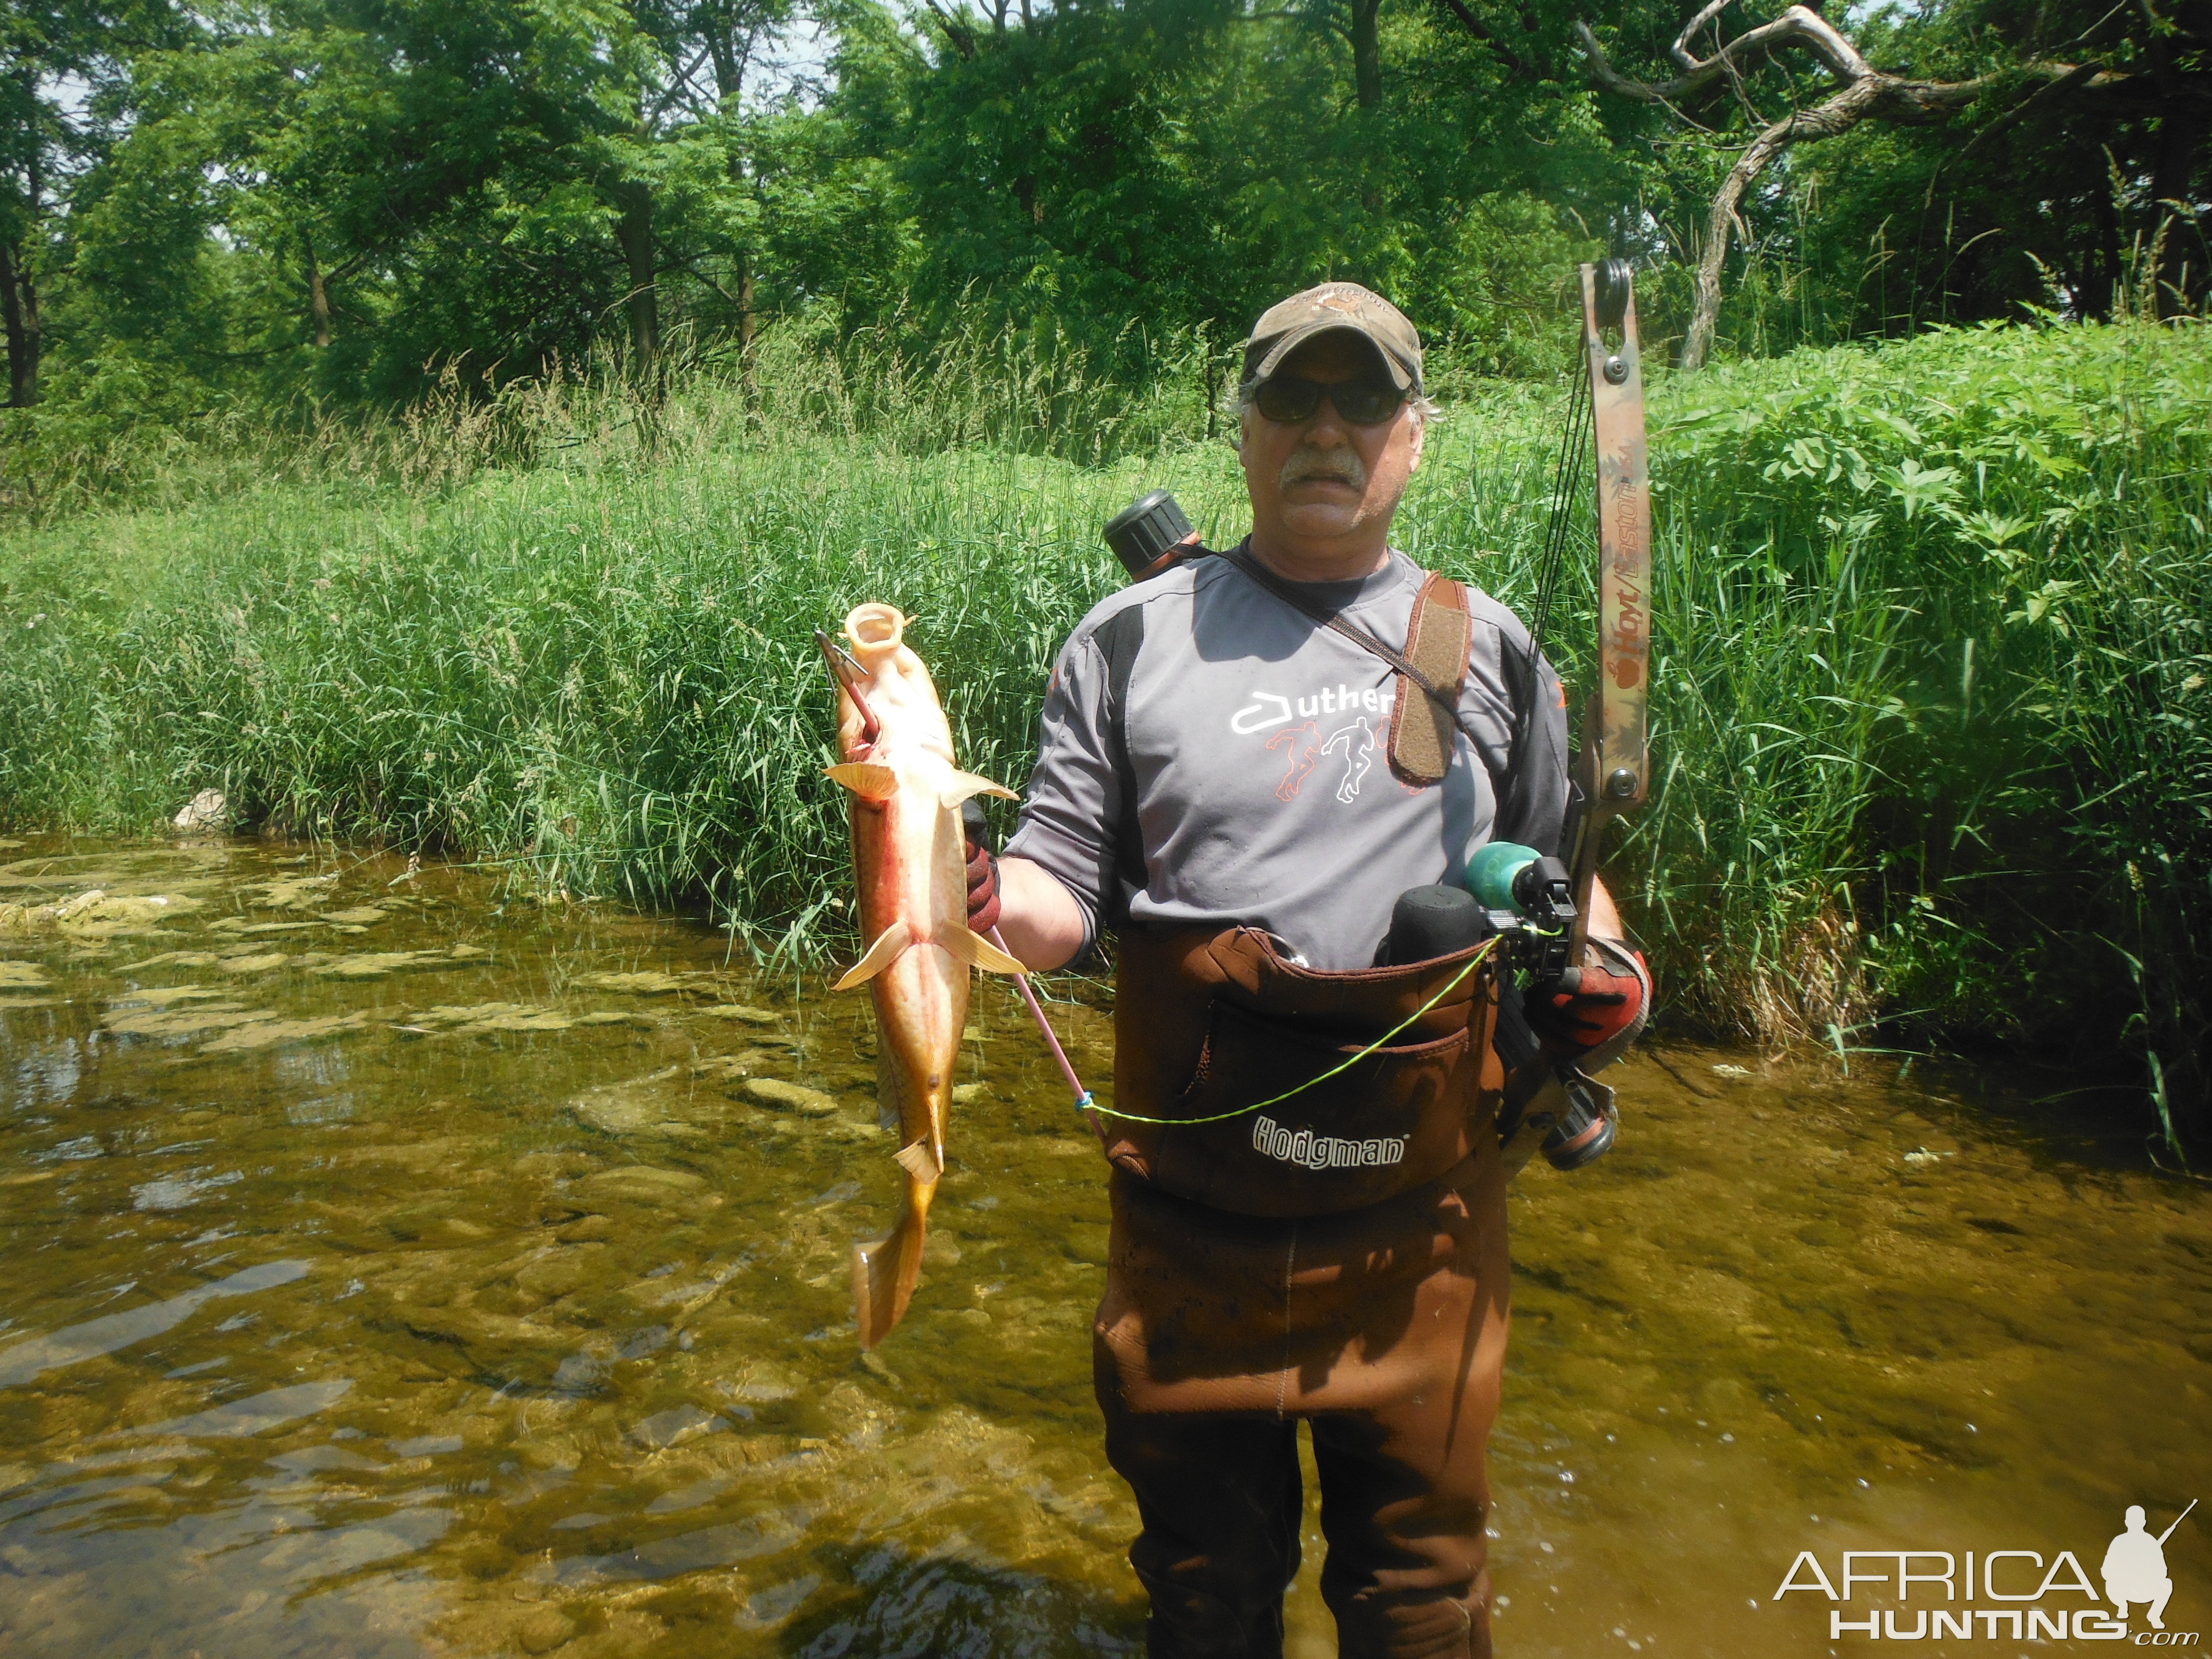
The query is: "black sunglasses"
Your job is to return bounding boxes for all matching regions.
[1251,373,1406,427]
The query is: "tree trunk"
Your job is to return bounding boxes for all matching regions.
[0,240,33,408]
[2149,101,2209,317]
[1351,0,1384,108]
[615,181,660,372]
[2089,182,2123,321]
[306,238,332,348]
[1682,75,1888,370]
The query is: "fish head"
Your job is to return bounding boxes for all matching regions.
[841,604,951,758]
[843,604,913,671]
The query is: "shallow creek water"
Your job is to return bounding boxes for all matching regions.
[2,837,2207,1659]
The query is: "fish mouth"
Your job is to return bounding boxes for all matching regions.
[844,604,908,664]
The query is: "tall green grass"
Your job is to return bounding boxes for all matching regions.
[1,319,2204,1152]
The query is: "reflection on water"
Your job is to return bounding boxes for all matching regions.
[2,838,2206,1657]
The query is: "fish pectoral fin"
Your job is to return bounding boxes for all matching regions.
[825,762,900,801]
[940,925,1028,977]
[894,1139,943,1185]
[938,770,1020,809]
[831,919,913,991]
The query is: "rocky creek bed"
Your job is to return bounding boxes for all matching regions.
[2,837,2207,1657]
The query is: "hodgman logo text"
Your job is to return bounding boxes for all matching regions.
[1251,1115,1407,1171]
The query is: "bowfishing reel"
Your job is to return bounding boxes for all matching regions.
[1373,848,1615,1174]
[1461,841,1616,1171]
[1463,841,1578,983]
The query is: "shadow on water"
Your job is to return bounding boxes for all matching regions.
[2,835,2207,1657]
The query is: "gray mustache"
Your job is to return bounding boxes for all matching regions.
[1280,450,1367,490]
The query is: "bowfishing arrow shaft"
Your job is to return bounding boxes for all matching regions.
[988,924,1095,1112]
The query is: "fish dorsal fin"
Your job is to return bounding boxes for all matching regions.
[894,1139,943,1185]
[832,919,913,991]
[825,762,899,801]
[938,770,1020,810]
[940,925,1027,977]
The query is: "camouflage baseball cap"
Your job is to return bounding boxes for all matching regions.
[1241,282,1423,395]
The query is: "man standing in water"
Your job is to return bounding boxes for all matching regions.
[979,283,1646,1658]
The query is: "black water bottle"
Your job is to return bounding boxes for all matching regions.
[1103,491,1200,581]
[1378,884,1492,966]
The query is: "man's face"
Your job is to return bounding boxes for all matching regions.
[1239,331,1424,556]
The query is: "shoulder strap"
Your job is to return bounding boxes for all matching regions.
[1218,544,1476,746]
[1387,573,1473,785]
[1095,605,1150,909]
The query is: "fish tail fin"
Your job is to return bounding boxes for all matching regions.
[939,924,1027,977]
[825,762,899,801]
[853,1141,942,1348]
[852,1213,928,1350]
[831,919,913,991]
[938,770,1020,810]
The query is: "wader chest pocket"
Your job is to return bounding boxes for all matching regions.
[1147,998,1478,1217]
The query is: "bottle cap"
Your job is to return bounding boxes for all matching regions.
[1103,491,1197,580]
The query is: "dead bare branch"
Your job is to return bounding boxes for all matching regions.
[1576,4,2146,366]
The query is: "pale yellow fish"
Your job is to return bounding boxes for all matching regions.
[823,603,1023,1349]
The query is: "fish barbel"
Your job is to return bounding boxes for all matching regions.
[821,603,1024,1349]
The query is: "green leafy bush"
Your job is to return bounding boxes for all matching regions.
[2,319,2204,1151]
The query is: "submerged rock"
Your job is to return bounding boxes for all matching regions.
[200,1009,379,1054]
[576,970,695,995]
[105,1001,273,1040]
[571,1165,711,1202]
[417,1002,581,1035]
[721,1362,802,1405]
[573,1095,687,1140]
[2,891,202,939]
[110,985,227,1009]
[249,873,341,910]
[742,1079,841,1117]
[699,1003,781,1025]
[311,951,444,980]
[124,950,224,970]
[516,1607,577,1654]
[626,1404,725,1450]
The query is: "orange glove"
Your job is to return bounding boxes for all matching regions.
[1527,946,1649,1061]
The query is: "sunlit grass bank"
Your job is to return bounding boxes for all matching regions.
[2,321,2205,1150]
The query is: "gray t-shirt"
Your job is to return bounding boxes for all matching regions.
[1006,547,1570,970]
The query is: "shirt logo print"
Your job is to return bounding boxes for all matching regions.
[1267,722,1319,800]
[1320,718,1375,802]
[1230,691,1294,734]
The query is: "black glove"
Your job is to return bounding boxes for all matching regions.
[961,798,1002,934]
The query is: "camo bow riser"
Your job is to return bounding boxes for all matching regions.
[1566,261,1652,955]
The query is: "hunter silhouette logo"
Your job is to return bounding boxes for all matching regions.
[2106,1501,2195,1631]
[1773,1499,2198,1644]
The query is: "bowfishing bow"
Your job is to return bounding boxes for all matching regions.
[1529,259,1651,955]
[1493,259,1652,1174]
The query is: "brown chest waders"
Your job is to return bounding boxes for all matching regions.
[1092,926,1512,1659]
